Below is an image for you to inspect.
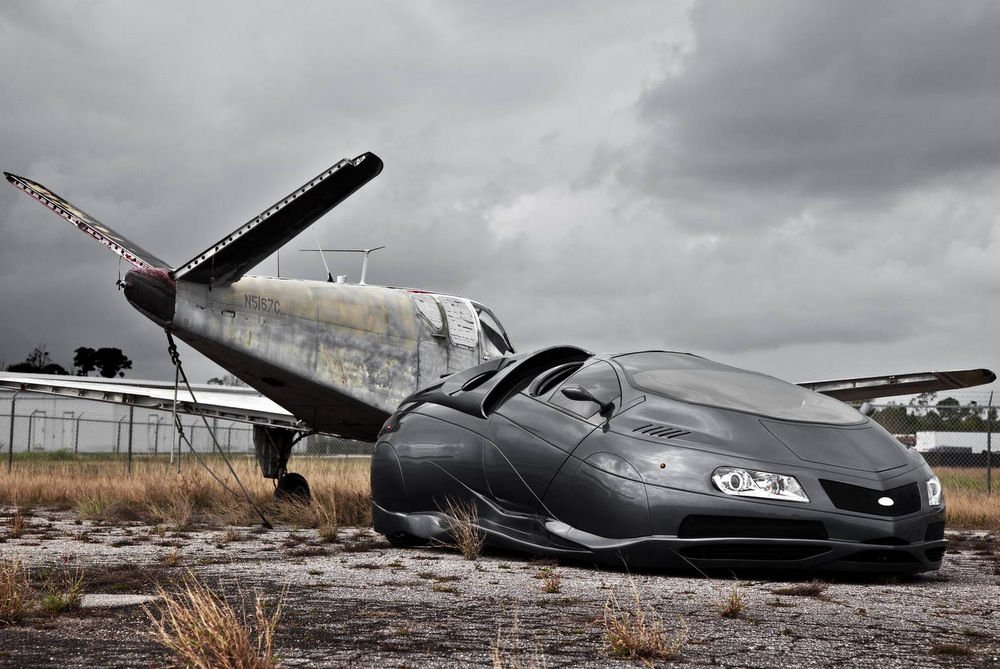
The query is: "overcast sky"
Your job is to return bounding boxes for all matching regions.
[2,1,1000,402]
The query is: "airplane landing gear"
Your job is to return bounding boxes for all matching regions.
[275,472,311,502]
[253,425,311,501]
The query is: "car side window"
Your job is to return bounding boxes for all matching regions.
[549,361,622,419]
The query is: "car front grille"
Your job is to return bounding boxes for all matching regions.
[678,515,828,540]
[819,480,921,517]
[679,544,831,561]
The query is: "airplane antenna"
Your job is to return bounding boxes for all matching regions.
[299,246,386,285]
[310,231,335,282]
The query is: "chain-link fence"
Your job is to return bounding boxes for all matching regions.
[868,402,999,469]
[0,390,374,471]
[3,390,994,486]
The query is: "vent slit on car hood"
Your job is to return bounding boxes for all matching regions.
[632,423,690,439]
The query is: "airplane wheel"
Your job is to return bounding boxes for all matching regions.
[275,472,311,502]
[385,532,428,548]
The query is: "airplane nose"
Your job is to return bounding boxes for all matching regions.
[123,268,176,326]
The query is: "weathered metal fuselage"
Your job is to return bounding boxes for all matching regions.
[124,268,510,440]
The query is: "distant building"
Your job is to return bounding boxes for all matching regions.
[915,431,995,454]
[0,388,252,454]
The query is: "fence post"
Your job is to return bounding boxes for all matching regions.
[127,405,134,475]
[7,392,17,473]
[74,413,83,453]
[987,392,993,495]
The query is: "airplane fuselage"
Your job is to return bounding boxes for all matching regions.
[124,268,514,439]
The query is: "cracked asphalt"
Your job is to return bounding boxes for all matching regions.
[1,508,998,667]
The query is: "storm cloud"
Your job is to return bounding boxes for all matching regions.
[1,1,998,397]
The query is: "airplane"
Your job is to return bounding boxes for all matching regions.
[0,150,993,514]
[1,152,514,498]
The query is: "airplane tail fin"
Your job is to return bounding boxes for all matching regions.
[4,172,171,271]
[173,152,383,286]
[5,151,383,286]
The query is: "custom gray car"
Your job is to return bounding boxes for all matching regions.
[372,346,947,573]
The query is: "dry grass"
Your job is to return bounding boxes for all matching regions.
[38,559,84,614]
[535,566,562,594]
[603,579,686,662]
[771,580,829,598]
[443,498,485,560]
[1,558,84,623]
[717,582,745,618]
[490,610,547,669]
[8,510,26,538]
[935,468,1000,532]
[0,560,32,625]
[147,572,282,669]
[0,456,371,528]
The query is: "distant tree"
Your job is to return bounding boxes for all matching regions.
[73,347,98,376]
[92,347,133,378]
[5,345,69,375]
[207,374,247,387]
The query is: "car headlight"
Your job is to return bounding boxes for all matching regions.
[712,467,809,503]
[927,476,943,507]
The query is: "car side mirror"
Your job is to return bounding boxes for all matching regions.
[561,385,614,416]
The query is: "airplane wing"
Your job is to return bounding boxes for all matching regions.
[0,372,299,429]
[798,368,996,402]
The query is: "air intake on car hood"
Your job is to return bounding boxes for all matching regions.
[632,424,690,440]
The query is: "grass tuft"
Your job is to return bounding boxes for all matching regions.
[490,609,547,669]
[146,572,282,669]
[0,560,33,625]
[603,579,686,661]
[771,580,828,598]
[718,582,745,618]
[443,499,485,560]
[535,566,562,594]
[37,560,84,614]
[8,510,26,538]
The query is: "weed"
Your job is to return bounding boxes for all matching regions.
[490,610,547,669]
[219,527,249,544]
[536,567,562,594]
[771,580,828,598]
[37,560,84,615]
[718,582,745,618]
[8,511,26,538]
[317,524,338,544]
[766,598,796,608]
[0,560,33,625]
[443,498,485,560]
[603,579,686,661]
[162,548,183,567]
[146,572,282,669]
[342,539,380,553]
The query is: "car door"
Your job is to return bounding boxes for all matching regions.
[483,361,622,514]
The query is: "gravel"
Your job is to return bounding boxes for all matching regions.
[1,507,998,667]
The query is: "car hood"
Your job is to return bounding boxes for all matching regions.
[760,420,912,473]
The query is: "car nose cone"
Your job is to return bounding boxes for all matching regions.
[878,496,895,507]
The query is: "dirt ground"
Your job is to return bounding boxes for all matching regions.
[1,507,998,668]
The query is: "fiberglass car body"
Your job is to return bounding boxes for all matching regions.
[371,346,946,573]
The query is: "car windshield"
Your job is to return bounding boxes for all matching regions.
[614,351,863,425]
